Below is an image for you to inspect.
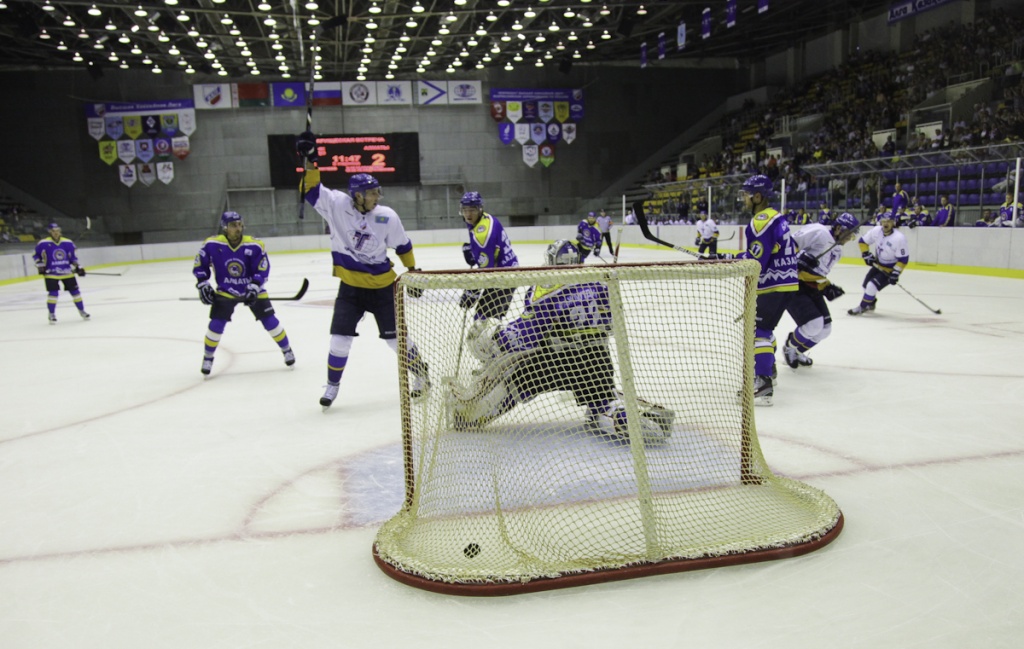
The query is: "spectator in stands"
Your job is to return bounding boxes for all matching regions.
[933,195,955,227]
[975,210,996,227]
[996,193,1023,227]
[891,182,910,220]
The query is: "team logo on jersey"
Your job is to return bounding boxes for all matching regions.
[226,260,245,277]
[53,249,67,260]
[749,241,764,259]
[374,215,389,223]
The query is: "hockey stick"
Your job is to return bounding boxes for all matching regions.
[633,200,707,259]
[180,278,309,302]
[297,15,347,220]
[84,271,125,276]
[717,231,736,242]
[612,227,623,263]
[896,284,942,314]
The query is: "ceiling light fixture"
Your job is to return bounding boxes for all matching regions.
[486,12,497,22]
[87,4,101,16]
[524,7,536,18]
[369,2,381,13]
[637,5,647,15]
[411,2,424,13]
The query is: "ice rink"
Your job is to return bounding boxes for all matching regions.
[2,241,1022,649]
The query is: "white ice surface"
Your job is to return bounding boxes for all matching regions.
[2,243,1023,649]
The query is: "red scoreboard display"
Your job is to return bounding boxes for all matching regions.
[267,132,420,189]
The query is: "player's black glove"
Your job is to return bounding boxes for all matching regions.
[694,236,701,246]
[796,251,817,274]
[862,251,877,266]
[244,283,261,305]
[907,220,918,229]
[197,280,215,305]
[462,243,475,267]
[887,269,901,286]
[822,283,845,301]
[405,268,424,298]
[74,266,86,277]
[296,130,318,163]
[459,288,481,309]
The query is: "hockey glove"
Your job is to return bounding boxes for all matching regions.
[822,283,845,301]
[887,269,901,286]
[197,280,215,305]
[295,130,319,163]
[243,283,261,305]
[462,243,475,267]
[796,251,817,274]
[694,236,701,246]
[459,289,481,309]
[405,268,424,298]
[862,251,877,266]
[74,266,86,277]
[36,263,46,275]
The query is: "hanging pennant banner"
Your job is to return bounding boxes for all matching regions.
[522,101,538,122]
[506,101,523,123]
[515,123,530,144]
[119,164,137,188]
[702,7,712,39]
[658,32,666,60]
[727,0,738,27]
[522,144,539,168]
[554,101,570,123]
[141,115,160,138]
[138,163,156,187]
[193,83,234,109]
[538,101,554,124]
[377,81,413,105]
[157,161,174,184]
[498,123,515,145]
[448,81,482,104]
[678,21,687,50]
[641,42,648,69]
[759,0,769,13]
[104,116,124,140]
[530,123,546,145]
[490,100,506,122]
[154,136,172,159]
[562,123,577,144]
[161,114,179,136]
[178,109,196,136]
[117,140,137,164]
[135,139,154,163]
[570,89,585,122]
[546,123,561,143]
[99,140,118,166]
[417,80,448,105]
[123,115,142,140]
[539,143,555,168]
[171,135,190,161]
[87,117,104,140]
[341,81,377,106]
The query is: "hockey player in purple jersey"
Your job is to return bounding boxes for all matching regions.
[33,222,90,324]
[459,191,519,337]
[783,212,859,369]
[450,240,674,442]
[192,211,295,376]
[737,174,798,406]
[575,212,602,262]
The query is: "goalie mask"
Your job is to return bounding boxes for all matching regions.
[545,239,579,266]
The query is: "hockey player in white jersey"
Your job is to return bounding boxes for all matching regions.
[783,212,859,368]
[695,210,719,256]
[848,211,909,315]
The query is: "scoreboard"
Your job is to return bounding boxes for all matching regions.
[267,132,420,189]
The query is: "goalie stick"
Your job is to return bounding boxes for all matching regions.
[180,278,309,302]
[612,227,623,263]
[633,200,711,259]
[896,284,942,314]
[297,16,347,221]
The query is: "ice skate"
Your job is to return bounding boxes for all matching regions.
[783,336,812,368]
[201,357,214,376]
[847,304,867,316]
[79,311,90,320]
[754,375,773,407]
[282,348,296,367]
[410,374,430,401]
[320,383,340,411]
[48,313,57,325]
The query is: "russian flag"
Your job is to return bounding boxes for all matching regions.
[312,81,342,106]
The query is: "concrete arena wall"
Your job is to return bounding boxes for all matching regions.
[3,225,1024,283]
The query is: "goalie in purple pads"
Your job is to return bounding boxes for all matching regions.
[459,191,519,345]
[192,211,295,376]
[782,212,858,369]
[448,240,675,443]
[33,222,90,324]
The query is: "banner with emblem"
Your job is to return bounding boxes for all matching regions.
[123,115,142,140]
[506,101,522,123]
[546,123,561,143]
[342,81,377,106]
[87,117,104,141]
[498,123,515,145]
[530,123,546,145]
[490,100,506,122]
[522,101,538,122]
[104,116,123,140]
[377,81,413,105]
[271,82,305,108]
[99,140,118,165]
[515,123,530,144]
[522,145,539,168]
[416,80,448,105]
[570,90,585,122]
[179,108,196,136]
[538,101,554,124]
[138,163,156,187]
[117,140,137,164]
[554,102,570,123]
[157,161,174,184]
[448,81,482,104]
[563,123,577,144]
[119,164,137,188]
[142,115,160,138]
[154,136,172,159]
[161,113,179,136]
[193,83,234,109]
[171,135,190,161]
[135,139,154,163]
[539,143,555,168]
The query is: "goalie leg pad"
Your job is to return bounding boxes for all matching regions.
[449,378,515,430]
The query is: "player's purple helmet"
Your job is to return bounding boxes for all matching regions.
[545,239,580,266]
[741,174,774,199]
[460,191,483,208]
[833,212,859,233]
[220,211,242,227]
[348,173,380,195]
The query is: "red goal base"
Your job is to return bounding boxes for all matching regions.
[373,512,844,597]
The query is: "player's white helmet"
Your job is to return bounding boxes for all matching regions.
[545,239,579,266]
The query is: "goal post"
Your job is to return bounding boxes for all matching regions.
[376,259,843,595]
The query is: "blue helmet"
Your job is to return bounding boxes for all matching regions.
[833,212,859,232]
[220,211,242,227]
[741,174,774,199]
[460,191,483,208]
[545,239,579,266]
[348,173,380,195]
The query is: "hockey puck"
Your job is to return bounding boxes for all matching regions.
[463,543,481,559]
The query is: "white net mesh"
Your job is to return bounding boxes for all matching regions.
[374,260,842,594]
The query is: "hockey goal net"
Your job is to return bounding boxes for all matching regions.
[375,259,843,595]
